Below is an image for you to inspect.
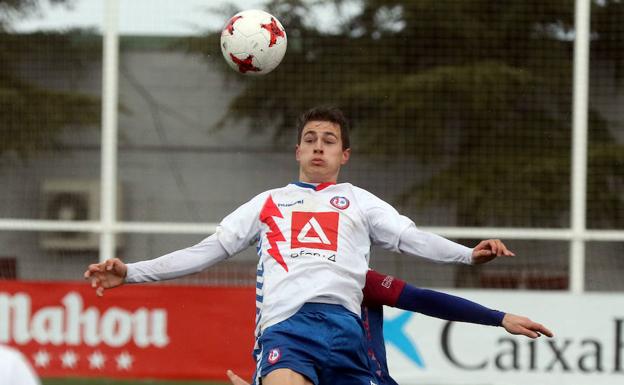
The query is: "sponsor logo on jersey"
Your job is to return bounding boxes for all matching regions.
[277,199,304,208]
[330,196,350,210]
[290,249,336,262]
[291,212,339,251]
[267,348,281,364]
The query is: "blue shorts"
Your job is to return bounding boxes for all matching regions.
[255,303,376,385]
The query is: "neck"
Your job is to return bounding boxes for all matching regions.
[299,172,338,184]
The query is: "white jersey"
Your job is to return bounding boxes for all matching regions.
[216,182,472,331]
[126,181,473,333]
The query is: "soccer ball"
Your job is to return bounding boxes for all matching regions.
[220,9,287,75]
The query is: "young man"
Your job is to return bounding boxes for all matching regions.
[85,106,514,385]
[225,269,553,385]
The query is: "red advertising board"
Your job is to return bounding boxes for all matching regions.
[0,281,256,380]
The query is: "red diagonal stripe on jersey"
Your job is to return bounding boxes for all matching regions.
[260,196,288,272]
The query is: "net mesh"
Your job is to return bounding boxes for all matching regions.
[0,0,622,291]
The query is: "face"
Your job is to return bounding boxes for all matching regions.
[296,120,350,183]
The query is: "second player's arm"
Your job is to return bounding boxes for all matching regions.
[395,284,553,338]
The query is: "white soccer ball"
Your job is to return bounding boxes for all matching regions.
[220,9,287,76]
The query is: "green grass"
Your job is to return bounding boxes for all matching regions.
[42,379,228,385]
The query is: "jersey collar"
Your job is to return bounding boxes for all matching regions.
[292,181,335,191]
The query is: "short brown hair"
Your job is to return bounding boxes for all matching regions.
[297,106,350,150]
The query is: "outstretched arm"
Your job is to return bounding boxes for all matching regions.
[359,188,513,265]
[363,270,552,339]
[84,233,229,296]
[395,284,553,338]
[397,226,514,265]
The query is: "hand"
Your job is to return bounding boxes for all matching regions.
[471,239,515,264]
[502,313,553,339]
[83,258,127,297]
[227,370,250,385]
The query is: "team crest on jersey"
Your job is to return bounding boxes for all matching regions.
[267,348,281,364]
[330,196,350,210]
[291,212,339,251]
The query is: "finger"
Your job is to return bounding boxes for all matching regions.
[492,239,505,257]
[490,239,500,255]
[475,249,493,258]
[105,259,116,271]
[496,241,511,256]
[85,264,102,277]
[96,286,104,297]
[532,322,554,337]
[515,325,540,339]
[486,240,496,255]
[475,240,488,251]
[91,277,99,289]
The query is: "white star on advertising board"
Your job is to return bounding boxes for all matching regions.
[116,351,133,370]
[88,351,106,369]
[33,349,50,368]
[60,350,78,369]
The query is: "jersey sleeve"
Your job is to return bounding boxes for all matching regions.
[126,233,229,283]
[352,186,414,252]
[395,283,505,326]
[354,186,473,264]
[216,191,269,256]
[362,269,407,307]
[398,226,473,264]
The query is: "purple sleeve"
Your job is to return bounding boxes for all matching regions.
[395,284,505,326]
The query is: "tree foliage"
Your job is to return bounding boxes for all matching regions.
[190,0,623,228]
[0,0,99,159]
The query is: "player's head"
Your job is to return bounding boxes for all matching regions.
[297,106,350,151]
[296,106,351,183]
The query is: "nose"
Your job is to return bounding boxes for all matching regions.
[313,139,324,153]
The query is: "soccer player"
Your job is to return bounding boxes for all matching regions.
[224,269,553,385]
[85,106,515,385]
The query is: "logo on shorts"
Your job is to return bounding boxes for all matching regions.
[330,196,350,210]
[267,348,281,364]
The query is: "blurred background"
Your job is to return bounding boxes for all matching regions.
[0,0,623,384]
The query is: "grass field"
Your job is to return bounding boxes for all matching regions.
[42,379,228,385]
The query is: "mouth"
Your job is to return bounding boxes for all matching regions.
[311,158,325,166]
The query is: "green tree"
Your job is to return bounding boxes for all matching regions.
[194,0,623,228]
[0,0,99,159]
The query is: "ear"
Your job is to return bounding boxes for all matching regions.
[295,144,301,161]
[341,148,351,165]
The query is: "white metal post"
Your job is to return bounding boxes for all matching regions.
[570,0,591,293]
[99,0,120,262]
